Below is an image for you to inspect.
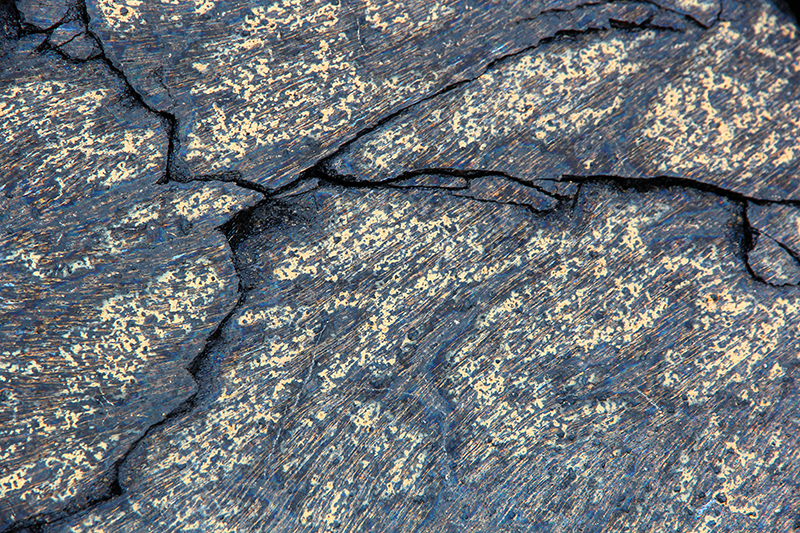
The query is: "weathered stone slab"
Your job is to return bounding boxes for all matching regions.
[0,42,261,527]
[2,0,799,531]
[48,20,83,46]
[15,0,71,30]
[391,174,468,190]
[327,1,800,201]
[747,233,800,285]
[748,203,800,254]
[655,0,721,27]
[85,0,687,190]
[451,176,560,210]
[58,183,800,532]
[57,31,101,61]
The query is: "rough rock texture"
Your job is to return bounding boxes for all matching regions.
[749,203,800,255]
[47,19,100,60]
[0,40,261,527]
[58,183,800,532]
[1,0,800,531]
[747,203,800,285]
[747,233,800,285]
[84,0,698,190]
[15,0,71,30]
[327,1,800,202]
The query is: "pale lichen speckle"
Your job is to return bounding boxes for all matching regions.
[0,44,259,524]
[61,183,800,532]
[330,1,800,201]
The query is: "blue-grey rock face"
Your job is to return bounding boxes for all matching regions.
[1,0,800,531]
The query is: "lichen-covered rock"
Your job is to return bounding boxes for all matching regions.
[0,43,261,527]
[58,183,800,532]
[15,0,71,30]
[0,44,166,226]
[3,0,800,531]
[84,0,687,189]
[327,1,800,201]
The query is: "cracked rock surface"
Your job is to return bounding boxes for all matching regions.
[1,0,800,531]
[0,32,261,528]
[59,182,800,532]
[327,1,800,201]
[85,0,701,189]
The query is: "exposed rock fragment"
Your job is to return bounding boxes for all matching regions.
[747,232,800,285]
[0,42,261,527]
[15,0,71,30]
[48,19,82,46]
[328,1,800,201]
[748,202,800,254]
[452,176,560,210]
[58,31,100,60]
[654,0,721,27]
[45,18,100,60]
[84,0,687,189]
[57,183,800,532]
[746,203,800,284]
[391,174,468,189]
[271,178,321,200]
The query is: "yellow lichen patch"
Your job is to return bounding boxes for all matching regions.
[86,0,687,191]
[352,32,652,175]
[62,183,800,532]
[636,5,800,195]
[657,0,720,26]
[0,45,257,526]
[174,186,256,223]
[94,0,143,30]
[0,239,236,521]
[331,2,800,200]
[0,71,166,209]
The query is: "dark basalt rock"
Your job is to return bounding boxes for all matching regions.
[747,232,800,285]
[0,39,260,527]
[748,203,800,255]
[15,0,70,30]
[326,1,800,202]
[56,31,100,60]
[747,203,800,285]
[1,0,799,531]
[54,183,800,532]
[84,0,691,190]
